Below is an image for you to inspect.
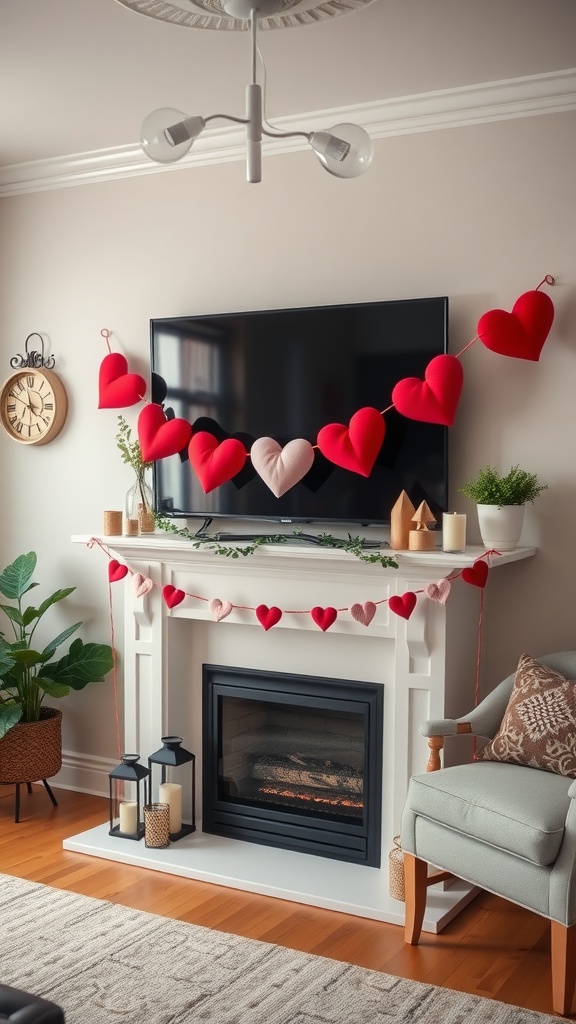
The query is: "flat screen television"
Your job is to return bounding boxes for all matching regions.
[150,296,449,528]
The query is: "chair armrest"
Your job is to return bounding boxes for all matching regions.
[568,780,576,800]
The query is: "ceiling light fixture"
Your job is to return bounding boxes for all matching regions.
[138,0,374,183]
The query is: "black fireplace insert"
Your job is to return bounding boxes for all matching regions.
[202,665,383,866]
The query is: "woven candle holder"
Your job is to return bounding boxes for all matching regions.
[103,510,123,536]
[144,802,170,848]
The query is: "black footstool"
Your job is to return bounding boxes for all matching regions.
[0,984,64,1022]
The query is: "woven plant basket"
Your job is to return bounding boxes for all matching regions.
[389,835,405,901]
[0,707,62,785]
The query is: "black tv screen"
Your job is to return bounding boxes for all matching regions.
[150,296,449,527]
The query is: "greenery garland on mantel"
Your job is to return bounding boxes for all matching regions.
[154,514,399,569]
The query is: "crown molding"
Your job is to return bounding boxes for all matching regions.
[1,68,574,197]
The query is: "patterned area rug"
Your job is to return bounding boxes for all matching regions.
[0,874,557,1024]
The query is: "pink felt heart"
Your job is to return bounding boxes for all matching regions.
[210,598,233,623]
[392,355,463,427]
[350,602,377,626]
[188,432,247,493]
[256,605,282,631]
[424,579,451,604]
[250,437,315,498]
[316,407,385,477]
[311,606,338,631]
[477,290,554,362]
[388,592,417,619]
[108,560,128,583]
[162,585,185,609]
[461,560,489,589]
[138,404,192,462]
[98,353,147,409]
[133,573,154,598]
[348,598,375,622]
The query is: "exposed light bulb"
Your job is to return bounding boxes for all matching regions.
[141,108,205,164]
[309,122,374,179]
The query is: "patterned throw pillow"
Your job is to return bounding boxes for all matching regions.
[480,653,576,777]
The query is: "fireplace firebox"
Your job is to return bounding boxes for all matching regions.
[202,665,383,866]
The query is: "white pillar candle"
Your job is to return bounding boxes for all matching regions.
[119,800,138,834]
[159,782,182,832]
[442,512,467,553]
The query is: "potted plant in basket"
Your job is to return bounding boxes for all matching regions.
[0,551,114,789]
[459,464,547,550]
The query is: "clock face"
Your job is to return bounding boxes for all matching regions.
[0,369,68,445]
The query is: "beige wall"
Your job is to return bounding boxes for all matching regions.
[0,93,575,778]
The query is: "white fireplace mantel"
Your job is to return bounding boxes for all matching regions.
[65,534,535,931]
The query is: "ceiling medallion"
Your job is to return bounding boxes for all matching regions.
[113,0,377,31]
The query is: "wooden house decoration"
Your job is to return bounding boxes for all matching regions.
[408,501,437,551]
[390,490,416,550]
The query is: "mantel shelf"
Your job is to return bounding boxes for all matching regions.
[72,533,536,574]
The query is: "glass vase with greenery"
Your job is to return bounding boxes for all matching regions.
[116,415,155,533]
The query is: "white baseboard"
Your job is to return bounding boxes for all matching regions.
[50,750,116,799]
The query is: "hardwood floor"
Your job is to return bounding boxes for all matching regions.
[0,785,563,1018]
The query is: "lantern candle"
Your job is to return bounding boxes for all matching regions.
[119,800,138,834]
[442,513,467,553]
[158,782,182,833]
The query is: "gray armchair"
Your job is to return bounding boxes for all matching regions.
[401,651,576,1017]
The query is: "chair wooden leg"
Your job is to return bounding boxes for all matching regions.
[404,853,428,946]
[550,921,576,1016]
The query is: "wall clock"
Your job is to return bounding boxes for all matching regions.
[0,334,68,446]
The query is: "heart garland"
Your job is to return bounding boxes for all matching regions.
[188,432,248,493]
[210,598,233,622]
[96,540,493,632]
[162,585,186,609]
[108,559,128,582]
[138,404,192,462]
[316,407,385,477]
[256,605,283,631]
[250,437,315,498]
[350,601,377,626]
[462,559,489,589]
[388,592,417,620]
[477,289,554,362]
[424,579,451,604]
[133,572,153,597]
[98,353,147,409]
[392,354,464,427]
[311,606,338,632]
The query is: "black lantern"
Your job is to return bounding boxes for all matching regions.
[148,736,196,841]
[108,754,150,840]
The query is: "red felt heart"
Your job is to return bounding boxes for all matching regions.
[138,404,192,462]
[388,592,417,619]
[108,560,128,582]
[98,353,147,409]
[162,585,185,609]
[477,290,554,362]
[311,606,338,631]
[316,407,385,477]
[256,605,282,631]
[461,559,489,589]
[189,432,247,493]
[392,355,463,427]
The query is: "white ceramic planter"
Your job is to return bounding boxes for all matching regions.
[476,503,525,551]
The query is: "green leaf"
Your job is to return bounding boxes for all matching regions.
[0,645,16,675]
[36,588,76,618]
[0,604,24,627]
[8,648,47,669]
[0,552,37,600]
[36,678,71,698]
[0,703,23,739]
[43,640,114,690]
[42,621,81,656]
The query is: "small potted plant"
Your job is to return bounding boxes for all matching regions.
[0,551,114,789]
[459,464,547,550]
